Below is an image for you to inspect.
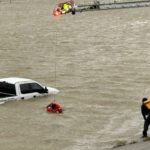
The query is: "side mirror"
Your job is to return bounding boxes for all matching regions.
[44,87,48,93]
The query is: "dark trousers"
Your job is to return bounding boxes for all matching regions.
[143,114,150,136]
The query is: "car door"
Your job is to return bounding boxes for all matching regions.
[19,83,44,100]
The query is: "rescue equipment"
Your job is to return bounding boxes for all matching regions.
[46,102,63,113]
[53,0,76,16]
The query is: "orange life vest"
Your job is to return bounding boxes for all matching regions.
[144,100,150,109]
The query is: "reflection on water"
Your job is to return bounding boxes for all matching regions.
[0,0,150,149]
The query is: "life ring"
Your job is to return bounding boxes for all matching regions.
[46,102,63,113]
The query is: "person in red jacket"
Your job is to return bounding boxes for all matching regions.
[46,102,63,113]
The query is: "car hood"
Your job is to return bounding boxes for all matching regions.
[47,87,59,94]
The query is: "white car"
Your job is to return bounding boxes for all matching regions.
[0,77,59,103]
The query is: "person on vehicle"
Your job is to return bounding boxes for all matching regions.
[141,97,150,137]
[46,102,63,113]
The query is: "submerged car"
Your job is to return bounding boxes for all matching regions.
[0,77,59,103]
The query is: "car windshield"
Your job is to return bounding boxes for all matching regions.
[0,82,16,97]
[20,83,45,94]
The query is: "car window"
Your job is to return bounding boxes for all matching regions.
[20,84,31,94]
[0,82,16,96]
[30,83,44,93]
[20,83,44,94]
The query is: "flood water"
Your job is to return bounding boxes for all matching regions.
[0,0,150,150]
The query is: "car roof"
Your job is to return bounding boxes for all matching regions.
[0,77,34,84]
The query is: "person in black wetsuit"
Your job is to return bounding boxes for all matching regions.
[141,97,150,137]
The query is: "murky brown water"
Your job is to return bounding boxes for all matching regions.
[0,0,150,150]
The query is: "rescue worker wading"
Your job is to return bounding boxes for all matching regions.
[141,97,150,137]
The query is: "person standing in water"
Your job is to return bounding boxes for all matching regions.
[141,97,150,137]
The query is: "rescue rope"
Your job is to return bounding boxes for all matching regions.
[54,42,57,102]
[53,28,58,102]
